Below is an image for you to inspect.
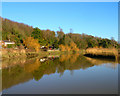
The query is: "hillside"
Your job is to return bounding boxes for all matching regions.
[1,17,119,50]
[2,17,33,46]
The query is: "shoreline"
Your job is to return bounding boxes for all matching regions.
[1,48,119,61]
[1,48,119,69]
[1,48,85,60]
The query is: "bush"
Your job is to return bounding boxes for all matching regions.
[7,44,15,48]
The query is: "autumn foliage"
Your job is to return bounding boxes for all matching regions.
[23,37,40,52]
[59,41,79,52]
[59,44,66,51]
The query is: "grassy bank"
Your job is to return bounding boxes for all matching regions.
[2,49,27,59]
[1,49,61,60]
[1,48,86,60]
[2,48,118,60]
[84,48,118,60]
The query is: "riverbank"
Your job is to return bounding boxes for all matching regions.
[1,49,27,59]
[1,48,119,69]
[84,48,119,61]
[1,48,118,58]
[1,48,119,62]
[1,48,86,60]
[1,48,64,61]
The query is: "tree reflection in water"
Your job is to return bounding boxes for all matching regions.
[2,53,117,90]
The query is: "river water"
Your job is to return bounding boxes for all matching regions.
[2,53,118,94]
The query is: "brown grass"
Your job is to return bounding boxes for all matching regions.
[85,48,118,56]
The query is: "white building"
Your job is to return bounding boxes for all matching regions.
[0,40,15,47]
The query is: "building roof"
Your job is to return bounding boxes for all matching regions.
[3,40,15,43]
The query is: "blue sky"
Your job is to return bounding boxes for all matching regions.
[2,2,118,40]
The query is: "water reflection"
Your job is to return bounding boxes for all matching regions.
[85,57,118,69]
[2,53,118,93]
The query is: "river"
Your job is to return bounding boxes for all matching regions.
[1,53,118,94]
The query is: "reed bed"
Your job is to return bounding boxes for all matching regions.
[85,48,118,57]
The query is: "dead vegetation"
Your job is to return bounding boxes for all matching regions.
[85,48,118,61]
